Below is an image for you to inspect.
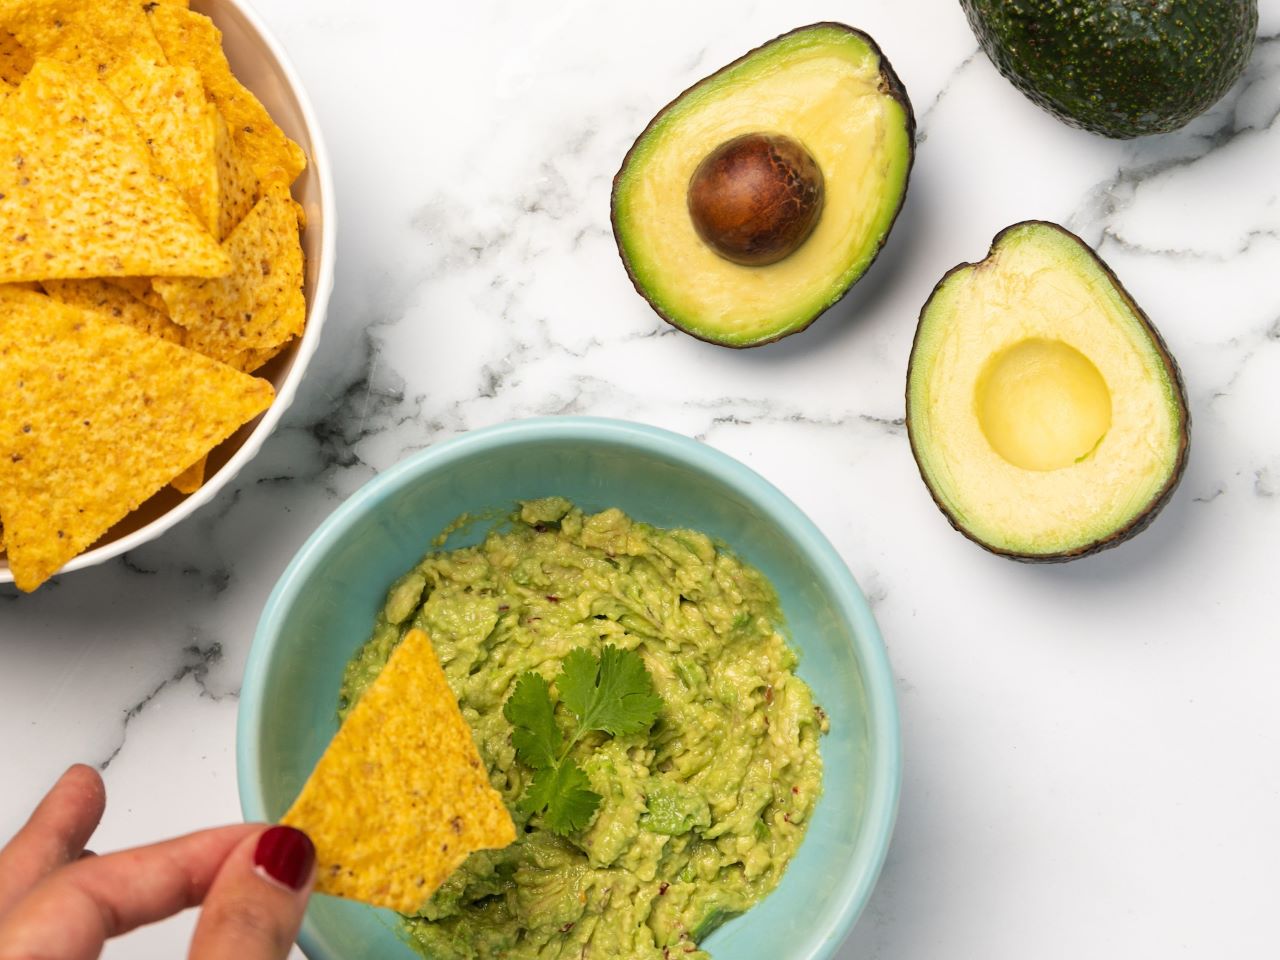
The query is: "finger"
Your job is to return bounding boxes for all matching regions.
[0,765,105,915]
[189,825,314,960]
[0,824,258,960]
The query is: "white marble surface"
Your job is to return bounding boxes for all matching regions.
[3,1,1280,957]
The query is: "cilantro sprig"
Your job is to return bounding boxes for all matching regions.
[503,645,663,835]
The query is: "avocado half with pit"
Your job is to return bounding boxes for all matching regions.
[611,23,914,347]
[906,222,1190,561]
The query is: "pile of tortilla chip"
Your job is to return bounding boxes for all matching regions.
[282,629,517,914]
[0,0,308,592]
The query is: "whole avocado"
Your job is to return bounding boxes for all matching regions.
[960,0,1258,138]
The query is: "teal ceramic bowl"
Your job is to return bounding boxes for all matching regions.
[238,416,899,960]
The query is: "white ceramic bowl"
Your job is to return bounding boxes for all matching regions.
[0,0,335,586]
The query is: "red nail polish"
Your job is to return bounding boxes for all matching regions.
[253,825,315,892]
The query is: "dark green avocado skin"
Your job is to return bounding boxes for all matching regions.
[960,0,1258,138]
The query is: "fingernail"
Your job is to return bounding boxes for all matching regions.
[253,825,315,892]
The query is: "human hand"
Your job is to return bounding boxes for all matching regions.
[0,765,315,959]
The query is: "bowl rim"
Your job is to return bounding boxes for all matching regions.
[0,0,337,585]
[237,416,901,960]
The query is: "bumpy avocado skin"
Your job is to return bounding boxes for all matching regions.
[610,23,915,348]
[960,0,1258,138]
[905,221,1191,563]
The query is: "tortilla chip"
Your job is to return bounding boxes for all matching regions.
[43,277,273,377]
[171,455,206,494]
[0,0,164,84]
[0,29,30,84]
[112,59,254,241]
[0,285,273,592]
[153,183,304,352]
[148,5,305,188]
[40,278,258,497]
[107,276,166,312]
[0,59,230,282]
[41,277,186,341]
[215,107,258,239]
[165,327,293,498]
[113,57,220,235]
[282,628,516,913]
[231,337,292,374]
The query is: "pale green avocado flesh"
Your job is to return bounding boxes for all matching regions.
[906,222,1189,560]
[342,498,825,958]
[612,23,913,347]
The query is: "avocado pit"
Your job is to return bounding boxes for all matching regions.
[687,132,824,266]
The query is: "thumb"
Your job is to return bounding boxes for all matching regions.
[187,825,315,960]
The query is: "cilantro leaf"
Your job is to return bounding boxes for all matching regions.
[516,762,558,815]
[560,644,663,737]
[555,647,602,725]
[503,644,663,837]
[518,758,600,834]
[503,671,562,769]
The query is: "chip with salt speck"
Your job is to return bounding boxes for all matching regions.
[0,0,164,85]
[282,628,517,914]
[112,57,222,236]
[0,58,230,282]
[0,29,31,84]
[0,285,273,592]
[154,182,304,353]
[148,4,305,189]
[41,277,189,343]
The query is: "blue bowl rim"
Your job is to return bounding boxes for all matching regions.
[237,415,901,960]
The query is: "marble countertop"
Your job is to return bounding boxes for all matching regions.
[4,1,1279,957]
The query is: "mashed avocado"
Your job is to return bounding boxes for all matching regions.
[341,498,826,959]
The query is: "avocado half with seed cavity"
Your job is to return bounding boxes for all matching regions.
[611,23,914,348]
[906,221,1190,561]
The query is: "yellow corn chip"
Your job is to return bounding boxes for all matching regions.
[108,276,167,312]
[282,628,516,913]
[148,5,305,189]
[42,277,274,376]
[154,183,304,352]
[0,285,273,592]
[113,57,220,235]
[171,455,206,494]
[41,277,185,342]
[0,59,230,282]
[215,107,258,239]
[232,337,292,374]
[167,319,288,498]
[39,280,254,497]
[0,29,30,84]
[112,60,255,242]
[0,0,164,84]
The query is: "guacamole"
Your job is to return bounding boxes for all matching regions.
[341,498,826,959]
